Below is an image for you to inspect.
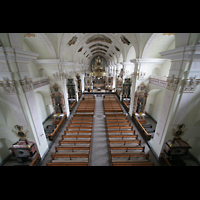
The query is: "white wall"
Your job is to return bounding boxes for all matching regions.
[0,87,37,164]
[152,90,165,121]
[35,92,48,123]
[146,89,165,122]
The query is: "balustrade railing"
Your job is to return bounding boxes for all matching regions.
[32,76,50,89]
[149,75,167,88]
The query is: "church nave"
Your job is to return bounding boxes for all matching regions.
[41,94,159,166]
[1,33,200,166]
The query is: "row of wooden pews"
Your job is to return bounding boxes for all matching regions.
[46,96,95,166]
[103,95,123,113]
[103,96,154,166]
[76,95,95,113]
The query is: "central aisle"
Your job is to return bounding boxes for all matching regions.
[89,96,111,166]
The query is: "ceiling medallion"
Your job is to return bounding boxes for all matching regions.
[86,34,112,44]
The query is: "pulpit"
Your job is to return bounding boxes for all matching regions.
[163,124,191,166]
[9,139,37,163]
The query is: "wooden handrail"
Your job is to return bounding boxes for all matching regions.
[48,114,67,141]
[29,153,41,166]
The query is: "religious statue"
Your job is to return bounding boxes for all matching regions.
[55,103,63,113]
[133,82,148,114]
[50,83,66,114]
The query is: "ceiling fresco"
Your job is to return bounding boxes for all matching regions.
[89,43,109,49]
[22,33,175,67]
[91,47,107,53]
[86,34,112,44]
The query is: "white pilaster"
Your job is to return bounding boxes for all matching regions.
[129,60,139,116]
[152,44,200,157]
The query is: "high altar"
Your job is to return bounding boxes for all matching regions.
[85,56,113,91]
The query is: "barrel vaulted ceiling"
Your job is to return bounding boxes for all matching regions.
[23,33,175,66]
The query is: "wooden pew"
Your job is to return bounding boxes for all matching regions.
[112,161,154,166]
[107,130,135,134]
[73,114,94,117]
[111,152,149,159]
[59,140,90,145]
[46,162,88,166]
[72,116,93,119]
[105,113,126,116]
[62,135,91,139]
[67,127,92,130]
[106,119,129,123]
[108,134,138,139]
[68,123,93,127]
[106,123,131,126]
[107,126,133,130]
[48,114,67,141]
[110,146,145,152]
[64,130,92,134]
[109,139,141,145]
[70,120,93,123]
[51,153,89,160]
[55,146,90,152]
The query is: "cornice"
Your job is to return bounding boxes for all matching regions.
[120,61,134,66]
[159,45,200,61]
[130,58,166,64]
[0,47,39,63]
[33,59,84,67]
[33,59,60,65]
